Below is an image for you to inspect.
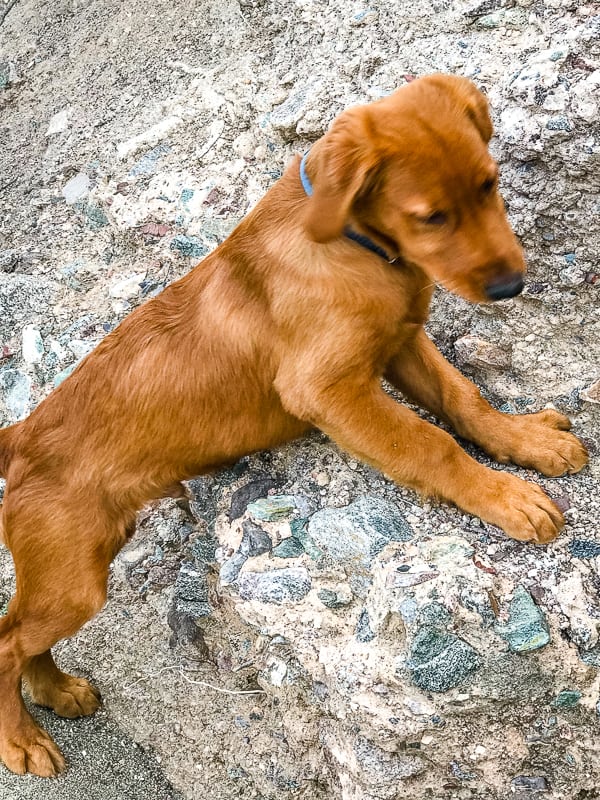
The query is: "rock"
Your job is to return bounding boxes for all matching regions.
[511,776,550,792]
[247,495,297,521]
[272,537,305,559]
[46,108,70,136]
[170,234,208,259]
[551,572,599,650]
[237,567,311,604]
[496,586,551,653]
[220,520,272,584]
[166,605,209,657]
[21,325,44,364]
[129,143,171,176]
[80,202,109,229]
[67,338,96,360]
[53,363,78,387]
[406,626,482,692]
[62,172,91,204]
[229,475,277,522]
[0,369,31,420]
[109,273,146,300]
[318,588,352,609]
[0,61,17,90]
[239,520,272,557]
[552,690,581,708]
[350,8,379,26]
[355,609,375,642]
[172,562,211,618]
[454,334,512,370]
[0,250,21,273]
[569,539,600,559]
[307,495,413,568]
[269,79,323,138]
[581,379,600,405]
[353,736,424,783]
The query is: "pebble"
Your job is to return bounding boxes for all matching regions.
[0,250,21,273]
[269,79,323,138]
[569,540,600,559]
[62,172,91,204]
[237,567,311,604]
[129,143,171,177]
[581,379,600,405]
[454,335,511,370]
[353,736,424,781]
[247,495,297,521]
[46,108,70,136]
[272,537,305,559]
[496,586,551,653]
[511,776,549,791]
[0,369,31,419]
[220,520,272,584]
[355,609,376,642]
[109,273,146,300]
[0,61,17,90]
[552,690,581,708]
[173,562,211,618]
[81,202,109,229]
[318,588,352,609]
[53,363,78,387]
[21,325,44,364]
[170,235,208,259]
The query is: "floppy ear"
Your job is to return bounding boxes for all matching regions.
[425,74,493,143]
[462,82,493,143]
[304,107,379,243]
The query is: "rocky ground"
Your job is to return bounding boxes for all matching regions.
[0,0,599,798]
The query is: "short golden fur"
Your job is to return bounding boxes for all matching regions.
[0,75,588,776]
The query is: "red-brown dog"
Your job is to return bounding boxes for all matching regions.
[0,74,588,776]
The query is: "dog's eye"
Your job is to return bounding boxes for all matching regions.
[422,211,447,226]
[481,177,496,195]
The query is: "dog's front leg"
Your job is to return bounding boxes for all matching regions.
[385,328,588,478]
[277,373,563,543]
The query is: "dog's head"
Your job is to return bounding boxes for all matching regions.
[304,74,525,304]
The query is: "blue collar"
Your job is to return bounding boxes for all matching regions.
[300,151,397,263]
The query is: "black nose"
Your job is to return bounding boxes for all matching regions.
[485,274,524,301]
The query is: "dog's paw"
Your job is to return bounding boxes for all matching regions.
[29,673,101,719]
[505,410,588,477]
[481,473,564,544]
[0,722,65,777]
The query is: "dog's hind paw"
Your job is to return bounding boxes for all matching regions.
[28,673,102,719]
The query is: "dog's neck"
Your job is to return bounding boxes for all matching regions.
[299,151,398,264]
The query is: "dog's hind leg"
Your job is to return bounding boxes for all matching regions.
[0,499,117,776]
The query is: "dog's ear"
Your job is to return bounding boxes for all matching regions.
[462,82,493,143]
[304,107,379,243]
[426,74,493,144]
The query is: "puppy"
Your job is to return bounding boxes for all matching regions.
[0,74,588,776]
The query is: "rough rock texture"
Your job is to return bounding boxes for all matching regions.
[0,1,599,799]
